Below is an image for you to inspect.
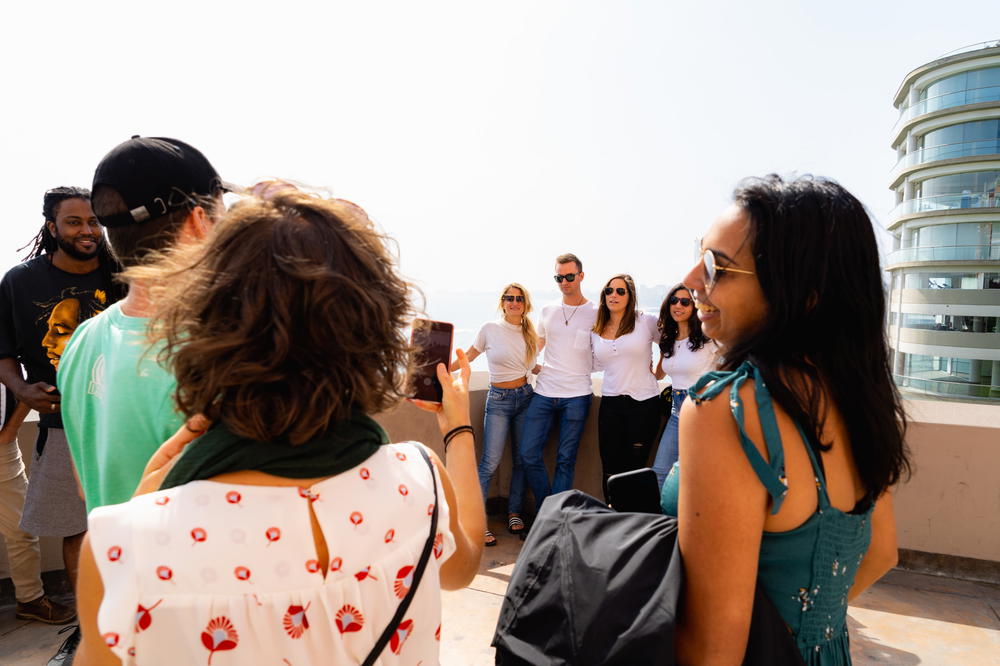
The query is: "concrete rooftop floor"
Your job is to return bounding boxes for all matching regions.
[3,515,998,664]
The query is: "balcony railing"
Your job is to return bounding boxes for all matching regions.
[888,192,1000,221]
[892,138,1000,175]
[894,84,1000,134]
[894,373,1000,400]
[888,243,1000,264]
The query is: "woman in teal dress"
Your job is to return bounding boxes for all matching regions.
[667,176,910,665]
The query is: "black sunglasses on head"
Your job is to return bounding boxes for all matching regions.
[668,296,692,307]
[603,287,627,296]
[502,295,525,303]
[554,272,580,283]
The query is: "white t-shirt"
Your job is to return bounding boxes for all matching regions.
[660,338,717,389]
[592,311,660,400]
[472,320,536,384]
[535,300,599,398]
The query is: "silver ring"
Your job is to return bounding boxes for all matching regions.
[50,403,56,411]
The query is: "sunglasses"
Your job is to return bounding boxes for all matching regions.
[603,287,627,296]
[554,272,580,283]
[502,295,525,303]
[668,296,692,307]
[701,249,755,290]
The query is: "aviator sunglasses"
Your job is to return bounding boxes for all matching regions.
[701,248,755,290]
[603,287,627,296]
[668,296,692,307]
[502,295,525,303]
[554,272,581,283]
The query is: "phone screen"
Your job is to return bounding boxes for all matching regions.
[409,319,454,402]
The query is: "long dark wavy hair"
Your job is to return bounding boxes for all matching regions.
[657,283,710,357]
[131,187,416,444]
[721,175,909,498]
[21,186,125,302]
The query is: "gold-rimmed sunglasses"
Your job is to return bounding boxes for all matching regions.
[701,249,755,290]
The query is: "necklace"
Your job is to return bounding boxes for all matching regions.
[562,303,581,326]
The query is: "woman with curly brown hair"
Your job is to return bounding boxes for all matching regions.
[74,185,484,665]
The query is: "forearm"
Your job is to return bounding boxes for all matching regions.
[0,401,30,443]
[0,357,27,394]
[445,432,486,553]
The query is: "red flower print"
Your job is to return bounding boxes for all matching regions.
[395,451,407,461]
[191,527,207,545]
[389,619,413,655]
[201,616,239,665]
[394,565,414,599]
[349,511,363,527]
[384,528,395,544]
[297,487,320,502]
[359,467,371,480]
[398,484,409,496]
[435,624,441,641]
[128,647,136,657]
[427,503,435,516]
[265,527,281,545]
[335,604,364,633]
[155,496,170,506]
[156,565,173,581]
[433,533,444,559]
[305,559,320,574]
[282,603,310,639]
[234,566,252,582]
[103,632,119,647]
[354,565,379,582]
[226,490,242,506]
[329,557,342,572]
[135,599,163,632]
[107,546,122,562]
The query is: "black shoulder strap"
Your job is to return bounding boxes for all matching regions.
[362,445,440,666]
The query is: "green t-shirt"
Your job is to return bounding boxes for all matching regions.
[58,302,183,510]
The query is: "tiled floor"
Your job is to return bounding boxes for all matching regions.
[3,518,998,664]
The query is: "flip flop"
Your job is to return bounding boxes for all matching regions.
[485,530,498,547]
[507,514,525,535]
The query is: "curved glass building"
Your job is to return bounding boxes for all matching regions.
[888,41,1000,401]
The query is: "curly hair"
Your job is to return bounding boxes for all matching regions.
[130,188,417,444]
[657,283,710,357]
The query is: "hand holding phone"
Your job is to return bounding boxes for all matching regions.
[409,319,454,403]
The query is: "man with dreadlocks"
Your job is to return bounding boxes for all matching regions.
[0,187,122,648]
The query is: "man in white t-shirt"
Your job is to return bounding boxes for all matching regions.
[519,253,598,512]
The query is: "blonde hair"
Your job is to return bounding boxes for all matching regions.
[498,283,538,366]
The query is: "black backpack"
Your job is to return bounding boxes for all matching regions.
[492,490,682,665]
[492,489,806,666]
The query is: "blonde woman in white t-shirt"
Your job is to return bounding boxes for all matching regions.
[452,283,538,546]
[651,283,716,489]
[591,274,661,501]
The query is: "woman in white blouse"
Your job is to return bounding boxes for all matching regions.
[453,283,538,546]
[651,283,716,489]
[591,274,661,500]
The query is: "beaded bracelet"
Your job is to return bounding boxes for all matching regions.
[443,425,474,450]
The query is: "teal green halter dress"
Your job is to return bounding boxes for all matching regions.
[660,362,872,665]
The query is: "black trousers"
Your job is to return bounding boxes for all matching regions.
[597,394,662,501]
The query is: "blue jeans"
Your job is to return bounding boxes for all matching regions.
[519,393,592,511]
[652,389,687,490]
[478,384,533,513]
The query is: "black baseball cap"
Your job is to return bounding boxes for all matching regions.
[92,136,234,228]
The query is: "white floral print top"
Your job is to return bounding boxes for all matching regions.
[88,442,456,666]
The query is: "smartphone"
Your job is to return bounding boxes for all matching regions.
[409,319,454,403]
[607,467,662,514]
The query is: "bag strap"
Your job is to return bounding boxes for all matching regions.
[362,445,440,666]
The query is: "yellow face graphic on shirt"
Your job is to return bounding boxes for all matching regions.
[41,297,81,370]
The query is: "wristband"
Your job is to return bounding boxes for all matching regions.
[443,425,474,450]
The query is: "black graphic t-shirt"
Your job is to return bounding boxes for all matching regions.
[0,255,113,428]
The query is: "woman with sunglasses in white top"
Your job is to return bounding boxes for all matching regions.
[651,283,716,489]
[452,283,538,546]
[590,274,661,501]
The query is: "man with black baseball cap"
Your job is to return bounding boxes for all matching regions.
[60,137,227,515]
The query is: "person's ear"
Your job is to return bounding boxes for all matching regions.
[46,220,57,238]
[182,206,211,241]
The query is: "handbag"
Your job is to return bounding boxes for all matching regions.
[658,384,673,416]
[362,445,439,666]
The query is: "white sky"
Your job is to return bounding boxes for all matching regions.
[1,1,996,299]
